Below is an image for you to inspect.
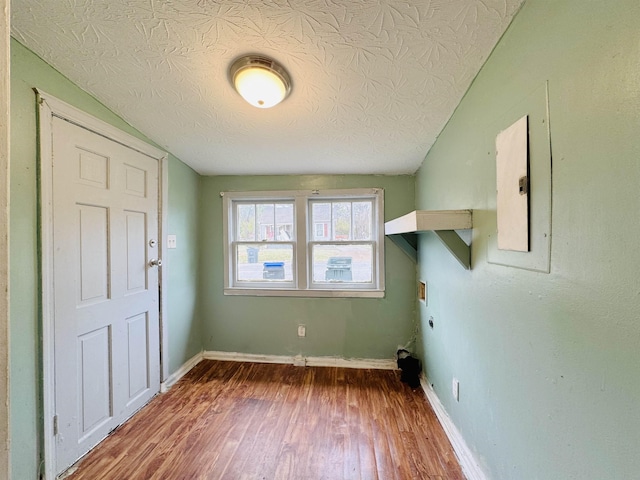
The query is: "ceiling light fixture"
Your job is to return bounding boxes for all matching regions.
[230,55,292,109]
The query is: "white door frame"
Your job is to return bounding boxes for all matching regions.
[37,90,169,480]
[0,0,10,477]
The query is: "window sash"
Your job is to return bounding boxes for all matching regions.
[308,198,374,242]
[308,241,377,289]
[234,200,295,242]
[232,241,296,289]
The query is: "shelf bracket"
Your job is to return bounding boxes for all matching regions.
[433,230,471,270]
[387,233,418,262]
[387,231,470,269]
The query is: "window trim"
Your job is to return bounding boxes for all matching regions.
[222,188,385,298]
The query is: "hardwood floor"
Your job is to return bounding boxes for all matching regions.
[66,360,465,480]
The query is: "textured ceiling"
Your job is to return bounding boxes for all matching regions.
[11,0,524,176]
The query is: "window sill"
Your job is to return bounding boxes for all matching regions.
[223,288,385,298]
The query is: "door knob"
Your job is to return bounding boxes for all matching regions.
[149,258,162,267]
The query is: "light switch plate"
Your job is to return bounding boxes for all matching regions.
[167,235,177,249]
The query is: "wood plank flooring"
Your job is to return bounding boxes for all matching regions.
[65,360,465,480]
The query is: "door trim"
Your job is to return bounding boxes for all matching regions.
[37,90,169,480]
[0,0,10,477]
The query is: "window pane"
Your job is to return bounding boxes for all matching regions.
[352,201,372,240]
[275,203,294,240]
[332,202,351,240]
[256,204,275,241]
[311,244,373,284]
[237,204,256,241]
[236,244,294,282]
[311,203,331,240]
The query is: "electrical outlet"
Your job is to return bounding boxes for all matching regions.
[452,378,460,402]
[297,324,306,337]
[418,281,427,304]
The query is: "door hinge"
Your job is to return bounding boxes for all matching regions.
[53,415,58,435]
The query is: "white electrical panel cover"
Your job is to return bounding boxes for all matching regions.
[496,115,529,252]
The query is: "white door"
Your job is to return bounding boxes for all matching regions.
[51,117,161,474]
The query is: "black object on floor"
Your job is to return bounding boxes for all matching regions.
[396,349,422,388]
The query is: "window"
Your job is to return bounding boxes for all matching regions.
[223,188,385,297]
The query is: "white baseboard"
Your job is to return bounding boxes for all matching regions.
[161,350,397,394]
[161,351,204,392]
[203,350,293,365]
[203,350,397,370]
[420,376,488,480]
[305,355,396,370]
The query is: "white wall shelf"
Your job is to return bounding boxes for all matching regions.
[385,210,473,269]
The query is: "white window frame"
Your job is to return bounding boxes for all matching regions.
[222,188,385,298]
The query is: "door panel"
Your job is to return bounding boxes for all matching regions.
[78,205,110,304]
[125,211,147,292]
[52,117,161,474]
[126,312,150,403]
[78,149,109,188]
[78,326,112,440]
[124,163,147,197]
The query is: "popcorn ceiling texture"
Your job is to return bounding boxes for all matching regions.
[11,0,523,175]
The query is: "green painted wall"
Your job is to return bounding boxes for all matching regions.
[10,39,201,478]
[414,1,640,479]
[199,175,416,359]
[167,160,202,374]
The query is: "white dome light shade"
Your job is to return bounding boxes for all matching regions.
[234,68,286,108]
[230,55,292,109]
